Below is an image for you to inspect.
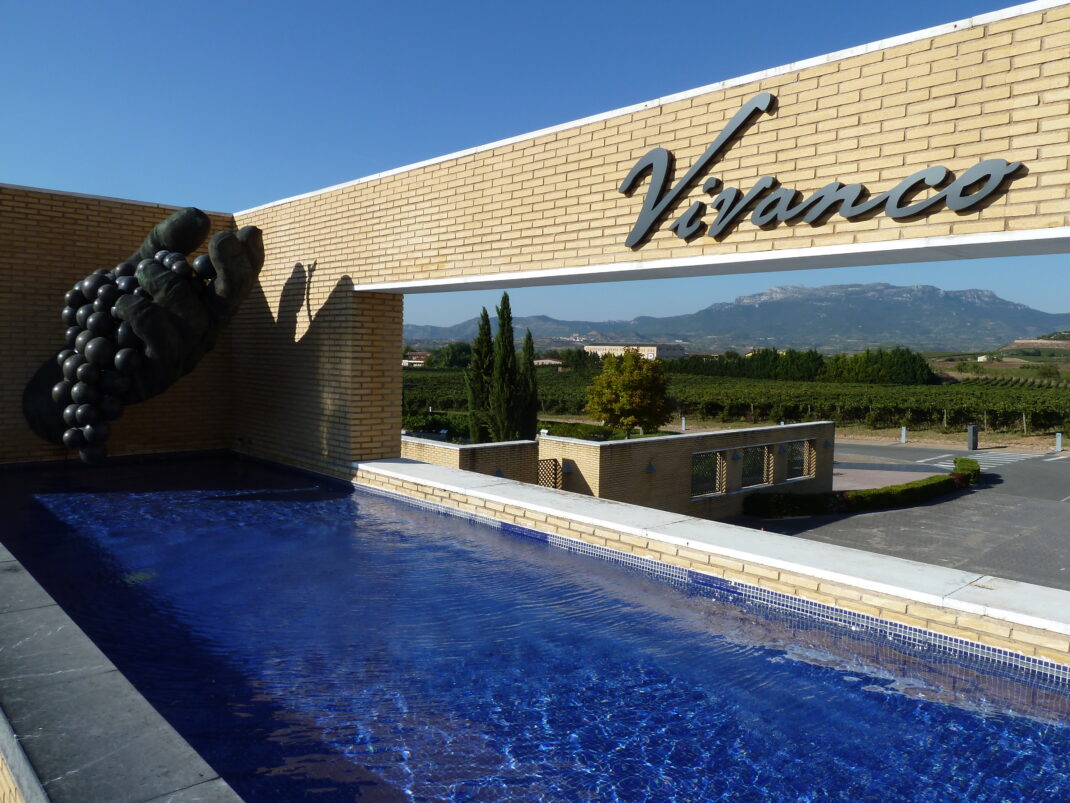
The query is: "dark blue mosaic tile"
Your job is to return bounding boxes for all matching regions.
[355,480,1070,690]
[500,522,550,542]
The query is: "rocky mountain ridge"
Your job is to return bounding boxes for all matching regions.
[403,283,1070,353]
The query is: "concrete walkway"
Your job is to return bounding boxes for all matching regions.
[832,458,946,491]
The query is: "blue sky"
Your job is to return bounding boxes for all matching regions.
[3,0,1064,325]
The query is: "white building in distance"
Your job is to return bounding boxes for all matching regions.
[583,344,687,360]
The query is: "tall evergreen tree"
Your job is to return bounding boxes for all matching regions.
[517,329,539,439]
[464,308,493,443]
[489,293,519,441]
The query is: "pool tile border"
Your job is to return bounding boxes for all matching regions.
[353,459,1070,690]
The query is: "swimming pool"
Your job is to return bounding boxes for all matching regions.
[3,456,1070,801]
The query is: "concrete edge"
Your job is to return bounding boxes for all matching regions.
[538,422,834,449]
[400,435,536,451]
[352,458,1070,639]
[0,699,48,803]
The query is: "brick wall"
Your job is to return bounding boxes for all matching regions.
[236,5,1070,291]
[537,423,835,518]
[0,185,235,465]
[401,436,538,483]
[230,273,403,477]
[228,4,1069,470]
[0,752,22,803]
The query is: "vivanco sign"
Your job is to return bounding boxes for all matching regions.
[619,93,1026,248]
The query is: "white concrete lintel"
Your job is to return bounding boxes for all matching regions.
[352,228,1070,294]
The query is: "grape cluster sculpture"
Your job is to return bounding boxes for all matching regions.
[23,208,265,464]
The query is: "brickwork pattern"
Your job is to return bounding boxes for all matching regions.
[353,466,1070,669]
[232,282,403,477]
[237,6,1070,291]
[0,751,23,803]
[537,423,834,519]
[0,186,236,465]
[401,436,538,483]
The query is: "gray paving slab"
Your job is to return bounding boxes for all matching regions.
[0,562,59,614]
[0,604,115,694]
[143,778,243,802]
[1,669,225,803]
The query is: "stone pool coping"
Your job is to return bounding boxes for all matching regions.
[0,540,240,803]
[353,458,1070,678]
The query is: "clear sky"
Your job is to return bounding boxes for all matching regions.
[3,0,1064,325]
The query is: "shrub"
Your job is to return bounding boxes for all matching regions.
[742,492,835,517]
[953,457,981,485]
[744,474,961,518]
[842,475,958,512]
[402,411,470,441]
[537,420,616,441]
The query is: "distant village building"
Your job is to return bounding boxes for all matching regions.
[402,351,429,367]
[533,358,564,366]
[583,344,687,360]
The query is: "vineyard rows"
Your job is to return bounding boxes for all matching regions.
[403,369,1070,431]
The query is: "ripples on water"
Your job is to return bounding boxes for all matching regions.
[6,461,1069,802]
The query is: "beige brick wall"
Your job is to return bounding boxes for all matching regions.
[401,436,539,483]
[231,282,403,478]
[537,423,834,518]
[236,5,1070,290]
[401,437,464,469]
[354,465,1070,670]
[0,186,236,465]
[0,751,23,803]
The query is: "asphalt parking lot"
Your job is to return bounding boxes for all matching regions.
[738,441,1070,592]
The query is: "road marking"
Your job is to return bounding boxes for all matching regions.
[1044,455,1070,462]
[931,453,1040,470]
[915,454,953,463]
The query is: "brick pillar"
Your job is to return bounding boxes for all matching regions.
[351,292,403,466]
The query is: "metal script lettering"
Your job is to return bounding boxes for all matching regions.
[620,93,1024,247]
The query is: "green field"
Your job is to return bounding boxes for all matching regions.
[404,367,1070,434]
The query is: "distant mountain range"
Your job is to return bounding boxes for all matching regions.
[403,283,1070,353]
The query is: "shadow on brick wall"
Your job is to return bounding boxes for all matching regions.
[232,262,356,476]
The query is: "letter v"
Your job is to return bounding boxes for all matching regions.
[619,92,776,248]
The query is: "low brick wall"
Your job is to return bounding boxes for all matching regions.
[538,422,835,518]
[352,460,1070,677]
[401,436,538,484]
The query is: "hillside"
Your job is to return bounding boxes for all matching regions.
[404,284,1070,353]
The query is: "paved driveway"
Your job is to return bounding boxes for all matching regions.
[738,442,1070,592]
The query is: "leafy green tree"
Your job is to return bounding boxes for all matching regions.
[584,350,673,438]
[464,308,493,442]
[425,341,472,368]
[489,293,520,441]
[517,329,539,439]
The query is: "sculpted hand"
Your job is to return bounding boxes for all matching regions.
[23,207,265,463]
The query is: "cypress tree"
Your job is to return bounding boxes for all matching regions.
[489,293,519,441]
[517,329,539,440]
[464,308,493,443]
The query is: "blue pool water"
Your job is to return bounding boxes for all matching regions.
[3,456,1070,801]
